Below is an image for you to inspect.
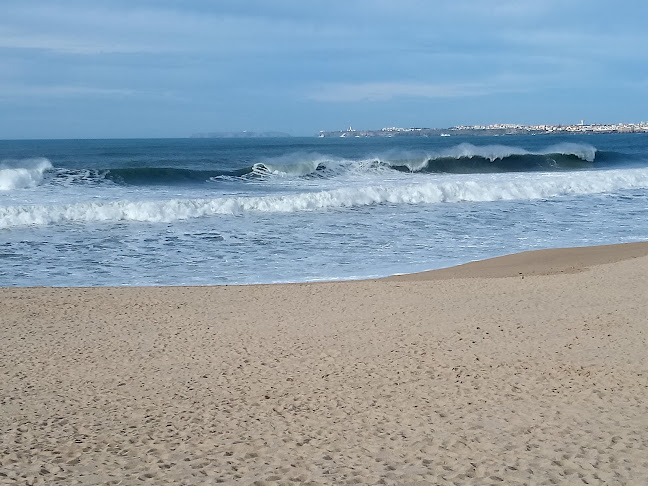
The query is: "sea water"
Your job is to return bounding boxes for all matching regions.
[1,134,647,286]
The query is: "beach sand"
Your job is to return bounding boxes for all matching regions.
[1,242,648,485]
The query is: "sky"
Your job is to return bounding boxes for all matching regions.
[1,0,647,138]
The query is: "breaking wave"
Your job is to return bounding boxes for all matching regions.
[251,143,603,178]
[1,143,635,190]
[0,158,53,190]
[2,167,648,228]
[388,143,599,173]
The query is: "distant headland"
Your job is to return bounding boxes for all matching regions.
[318,121,648,138]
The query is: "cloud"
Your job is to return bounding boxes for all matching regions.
[0,31,161,55]
[500,29,648,61]
[444,0,562,18]
[2,0,647,136]
[309,80,527,102]
[0,85,135,99]
[0,4,355,56]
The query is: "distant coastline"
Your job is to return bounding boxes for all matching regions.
[319,121,648,138]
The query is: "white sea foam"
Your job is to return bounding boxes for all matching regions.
[251,154,389,181]
[0,158,53,190]
[432,143,529,162]
[542,143,597,162]
[2,167,647,228]
[253,153,328,176]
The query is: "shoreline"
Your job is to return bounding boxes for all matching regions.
[2,241,648,484]
[2,241,647,290]
[389,240,648,281]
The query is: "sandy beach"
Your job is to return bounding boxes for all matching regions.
[1,242,648,485]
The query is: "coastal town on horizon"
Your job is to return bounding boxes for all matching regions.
[319,120,648,138]
[190,120,648,139]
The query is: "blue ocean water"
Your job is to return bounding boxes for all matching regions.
[1,134,647,287]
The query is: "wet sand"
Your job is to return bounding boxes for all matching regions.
[1,242,648,485]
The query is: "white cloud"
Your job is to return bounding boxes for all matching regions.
[0,85,135,98]
[0,4,355,55]
[445,0,562,18]
[309,80,525,102]
[0,30,161,55]
[500,29,648,60]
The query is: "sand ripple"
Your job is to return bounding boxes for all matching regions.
[2,246,648,485]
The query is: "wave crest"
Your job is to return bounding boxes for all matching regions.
[0,158,53,190]
[432,142,596,163]
[383,143,597,173]
[2,144,606,190]
[206,143,603,182]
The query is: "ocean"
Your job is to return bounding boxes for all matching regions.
[1,134,647,287]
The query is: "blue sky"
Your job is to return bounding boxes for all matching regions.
[1,0,647,138]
